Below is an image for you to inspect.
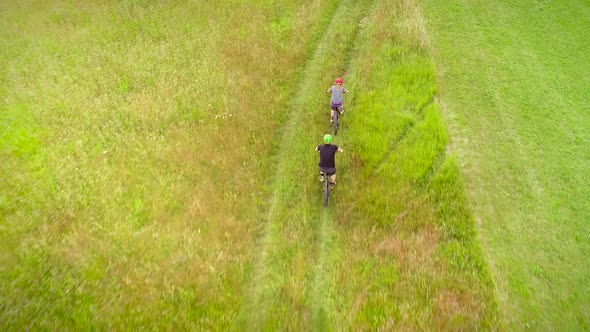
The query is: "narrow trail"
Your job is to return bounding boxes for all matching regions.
[308,209,340,329]
[234,0,375,329]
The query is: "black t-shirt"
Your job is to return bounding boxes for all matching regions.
[317,144,339,168]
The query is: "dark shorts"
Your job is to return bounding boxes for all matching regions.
[319,166,336,176]
[331,103,343,112]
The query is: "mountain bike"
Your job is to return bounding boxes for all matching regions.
[331,106,343,135]
[320,172,335,207]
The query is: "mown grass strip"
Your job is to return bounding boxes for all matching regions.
[423,0,590,329]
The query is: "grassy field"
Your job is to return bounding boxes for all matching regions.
[1,0,342,328]
[236,0,498,329]
[423,0,590,329]
[2,0,499,329]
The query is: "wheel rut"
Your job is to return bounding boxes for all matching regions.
[234,0,375,329]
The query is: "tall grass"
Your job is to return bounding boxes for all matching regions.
[236,0,498,329]
[1,0,341,329]
[328,0,498,329]
[2,0,499,329]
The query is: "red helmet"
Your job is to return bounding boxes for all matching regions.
[335,78,343,84]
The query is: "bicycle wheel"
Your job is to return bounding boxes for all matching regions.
[323,176,330,207]
[333,112,339,135]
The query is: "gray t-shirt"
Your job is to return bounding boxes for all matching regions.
[329,85,346,105]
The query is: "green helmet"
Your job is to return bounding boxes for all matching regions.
[323,134,333,144]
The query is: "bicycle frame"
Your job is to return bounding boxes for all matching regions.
[332,107,342,135]
[321,171,330,207]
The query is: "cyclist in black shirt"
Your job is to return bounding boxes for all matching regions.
[316,134,343,189]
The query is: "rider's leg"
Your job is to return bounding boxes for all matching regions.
[330,174,336,185]
[330,109,335,122]
[329,174,336,189]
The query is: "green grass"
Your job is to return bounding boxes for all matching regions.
[1,1,341,329]
[422,0,590,329]
[327,1,498,327]
[1,0,499,329]
[237,0,498,329]
[235,1,378,328]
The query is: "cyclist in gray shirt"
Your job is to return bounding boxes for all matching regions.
[326,77,349,123]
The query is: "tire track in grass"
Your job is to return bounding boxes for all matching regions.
[306,3,378,328]
[308,209,340,329]
[235,0,374,329]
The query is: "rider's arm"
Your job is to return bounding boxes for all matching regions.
[344,88,350,93]
[316,146,320,152]
[326,87,332,93]
[337,148,343,153]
